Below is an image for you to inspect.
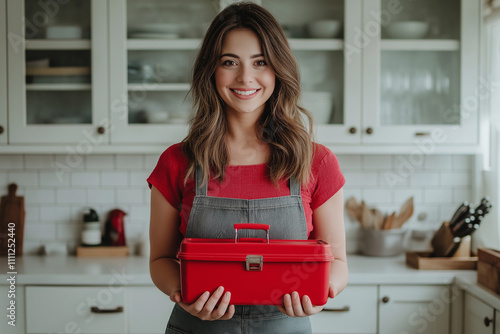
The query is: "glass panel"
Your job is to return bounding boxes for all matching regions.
[128,91,193,124]
[27,91,91,124]
[295,50,344,124]
[380,51,460,125]
[25,0,91,39]
[127,0,217,39]
[26,50,91,84]
[380,0,460,40]
[263,0,344,39]
[127,51,196,84]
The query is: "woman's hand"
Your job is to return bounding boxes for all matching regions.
[277,284,337,317]
[170,286,235,321]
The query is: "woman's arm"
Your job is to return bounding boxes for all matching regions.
[278,188,347,317]
[149,186,235,320]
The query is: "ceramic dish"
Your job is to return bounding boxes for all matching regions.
[384,21,429,39]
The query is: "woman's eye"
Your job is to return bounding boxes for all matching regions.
[255,60,267,66]
[222,60,237,66]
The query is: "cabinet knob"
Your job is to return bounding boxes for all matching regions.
[0,125,4,134]
[365,127,373,135]
[349,127,357,134]
[97,126,105,135]
[382,296,389,303]
[484,317,492,327]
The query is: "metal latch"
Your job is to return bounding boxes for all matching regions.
[245,255,263,271]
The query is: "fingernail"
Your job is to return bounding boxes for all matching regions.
[225,291,231,298]
[292,291,298,299]
[204,291,210,297]
[218,286,224,293]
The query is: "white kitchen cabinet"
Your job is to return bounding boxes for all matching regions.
[496,310,500,334]
[6,0,110,144]
[310,285,377,334]
[379,285,450,334]
[0,0,7,144]
[25,286,126,334]
[0,284,25,334]
[127,286,175,334]
[463,293,495,334]
[361,0,480,146]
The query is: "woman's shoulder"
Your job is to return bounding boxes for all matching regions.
[312,142,339,169]
[156,142,189,170]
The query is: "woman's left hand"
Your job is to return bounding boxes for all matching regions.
[277,285,336,317]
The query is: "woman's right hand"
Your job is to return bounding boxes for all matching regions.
[170,286,235,321]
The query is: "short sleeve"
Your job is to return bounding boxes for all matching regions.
[310,145,345,210]
[146,143,186,211]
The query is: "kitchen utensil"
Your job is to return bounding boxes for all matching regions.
[360,200,372,229]
[0,183,25,256]
[382,212,396,230]
[448,202,470,228]
[383,21,429,39]
[371,208,385,230]
[102,209,127,246]
[392,197,414,228]
[178,223,333,305]
[360,227,407,257]
[306,20,342,38]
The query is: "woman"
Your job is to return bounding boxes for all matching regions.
[148,2,347,333]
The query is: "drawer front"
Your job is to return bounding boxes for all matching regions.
[310,285,377,334]
[127,287,175,334]
[26,286,125,334]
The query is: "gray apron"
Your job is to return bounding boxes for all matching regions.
[166,166,312,334]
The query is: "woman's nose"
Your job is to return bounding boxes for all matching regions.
[236,65,254,84]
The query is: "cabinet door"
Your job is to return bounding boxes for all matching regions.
[379,285,450,334]
[463,293,495,334]
[310,285,377,334]
[7,0,109,144]
[0,0,7,144]
[127,287,175,334]
[0,285,25,334]
[362,0,480,145]
[495,310,500,334]
[25,286,126,334]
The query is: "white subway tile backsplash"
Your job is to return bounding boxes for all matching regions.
[116,155,145,170]
[101,171,129,186]
[0,155,23,170]
[7,171,39,187]
[71,172,100,187]
[0,151,474,253]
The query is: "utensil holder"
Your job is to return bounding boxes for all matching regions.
[431,221,471,257]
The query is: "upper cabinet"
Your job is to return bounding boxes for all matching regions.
[2,0,482,151]
[361,0,480,145]
[0,0,7,144]
[6,0,109,144]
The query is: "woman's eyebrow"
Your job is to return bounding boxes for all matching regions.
[220,53,264,59]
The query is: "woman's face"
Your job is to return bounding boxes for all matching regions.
[215,28,276,117]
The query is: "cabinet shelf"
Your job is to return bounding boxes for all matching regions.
[381,39,460,51]
[288,39,343,50]
[26,83,91,91]
[127,83,190,91]
[25,39,91,50]
[127,38,202,50]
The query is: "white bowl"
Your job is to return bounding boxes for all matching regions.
[300,92,333,124]
[145,110,170,124]
[384,21,429,39]
[306,20,341,39]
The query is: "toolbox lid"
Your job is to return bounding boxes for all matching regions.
[177,238,334,262]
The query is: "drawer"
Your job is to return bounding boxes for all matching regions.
[26,286,125,334]
[310,285,377,334]
[127,287,175,334]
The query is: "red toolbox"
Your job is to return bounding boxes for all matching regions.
[178,223,334,305]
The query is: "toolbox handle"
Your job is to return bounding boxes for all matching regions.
[234,224,270,244]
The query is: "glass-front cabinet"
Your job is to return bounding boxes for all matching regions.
[0,0,7,144]
[362,0,480,145]
[7,0,109,144]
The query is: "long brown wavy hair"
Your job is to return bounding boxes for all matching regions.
[182,1,314,186]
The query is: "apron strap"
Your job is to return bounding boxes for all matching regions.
[195,164,208,196]
[290,176,301,196]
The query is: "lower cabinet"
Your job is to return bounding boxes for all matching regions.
[463,293,495,334]
[0,285,25,334]
[25,286,126,334]
[379,285,450,334]
[310,285,378,334]
[496,310,500,334]
[127,287,175,334]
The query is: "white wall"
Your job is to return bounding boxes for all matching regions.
[0,153,474,255]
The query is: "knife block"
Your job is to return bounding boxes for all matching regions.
[431,221,470,257]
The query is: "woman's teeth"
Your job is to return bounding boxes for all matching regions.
[232,89,258,96]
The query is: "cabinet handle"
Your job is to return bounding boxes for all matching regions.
[0,125,4,134]
[90,306,123,314]
[365,127,373,135]
[349,127,357,134]
[381,296,389,303]
[323,306,350,312]
[97,126,105,135]
[414,132,431,136]
[484,317,492,327]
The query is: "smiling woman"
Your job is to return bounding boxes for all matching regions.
[147,2,347,334]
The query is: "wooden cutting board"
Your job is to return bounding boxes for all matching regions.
[0,183,25,256]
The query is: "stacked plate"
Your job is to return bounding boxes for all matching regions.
[129,23,182,39]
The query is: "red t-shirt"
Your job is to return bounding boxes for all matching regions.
[147,143,345,237]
